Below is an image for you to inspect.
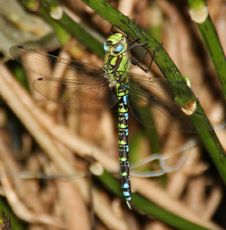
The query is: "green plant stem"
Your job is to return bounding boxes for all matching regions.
[21,0,104,56]
[81,0,226,183]
[98,171,208,230]
[40,8,71,45]
[188,0,226,99]
[53,13,104,56]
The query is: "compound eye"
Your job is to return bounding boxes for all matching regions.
[103,42,109,52]
[114,44,124,53]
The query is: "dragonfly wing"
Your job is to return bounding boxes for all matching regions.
[10,45,118,112]
[32,75,118,113]
[127,73,197,134]
[10,44,196,129]
[10,45,103,75]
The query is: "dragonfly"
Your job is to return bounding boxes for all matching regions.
[10,33,196,209]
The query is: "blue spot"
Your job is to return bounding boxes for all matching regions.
[123,183,129,189]
[125,113,128,120]
[103,43,109,52]
[114,44,124,53]
[126,146,129,151]
[123,191,131,197]
[123,95,128,104]
[125,129,128,136]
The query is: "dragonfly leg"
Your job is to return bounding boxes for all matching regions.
[128,39,156,73]
[129,39,163,73]
[131,56,150,73]
[144,42,164,72]
[131,48,155,73]
[128,38,148,51]
[109,25,117,34]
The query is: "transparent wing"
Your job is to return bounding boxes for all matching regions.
[10,45,118,112]
[32,76,118,112]
[10,45,196,132]
[10,45,103,76]
[127,73,197,134]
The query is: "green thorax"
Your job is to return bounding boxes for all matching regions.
[103,33,130,90]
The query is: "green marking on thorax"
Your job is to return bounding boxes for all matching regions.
[103,33,130,98]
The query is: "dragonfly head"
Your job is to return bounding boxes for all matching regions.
[104,33,128,56]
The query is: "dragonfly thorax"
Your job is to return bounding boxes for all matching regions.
[103,33,130,90]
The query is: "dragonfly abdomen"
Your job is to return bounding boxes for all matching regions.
[118,94,131,204]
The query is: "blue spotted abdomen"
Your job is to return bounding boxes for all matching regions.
[118,93,131,203]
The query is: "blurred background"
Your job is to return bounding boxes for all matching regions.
[0,0,225,229]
